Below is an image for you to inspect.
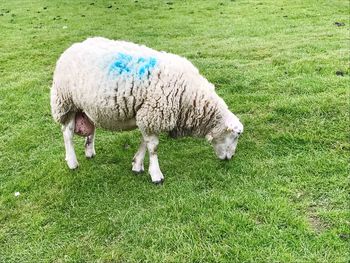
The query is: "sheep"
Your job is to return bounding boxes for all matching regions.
[51,37,243,184]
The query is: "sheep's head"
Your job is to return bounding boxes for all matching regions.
[206,112,243,160]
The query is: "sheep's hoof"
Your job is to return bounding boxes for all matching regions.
[67,162,79,170]
[152,178,164,185]
[132,169,144,174]
[85,148,96,159]
[85,153,96,159]
[132,162,144,174]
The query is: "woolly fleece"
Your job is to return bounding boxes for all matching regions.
[51,37,233,138]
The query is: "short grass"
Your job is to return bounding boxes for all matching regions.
[0,0,349,262]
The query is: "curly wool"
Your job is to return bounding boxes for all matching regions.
[51,37,231,137]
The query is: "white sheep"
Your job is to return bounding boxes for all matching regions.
[51,37,243,184]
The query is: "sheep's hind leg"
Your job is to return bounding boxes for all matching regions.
[85,129,96,158]
[132,139,146,173]
[62,113,79,169]
[143,134,164,184]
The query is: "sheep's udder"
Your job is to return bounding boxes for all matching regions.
[74,112,94,137]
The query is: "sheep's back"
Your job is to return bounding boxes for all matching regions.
[52,37,212,130]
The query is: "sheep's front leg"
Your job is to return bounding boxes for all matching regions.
[143,134,164,184]
[62,114,78,169]
[132,139,146,173]
[85,129,96,158]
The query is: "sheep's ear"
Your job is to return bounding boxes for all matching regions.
[206,133,213,142]
[225,113,237,132]
[225,120,235,132]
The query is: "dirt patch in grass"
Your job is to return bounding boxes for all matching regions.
[307,211,328,234]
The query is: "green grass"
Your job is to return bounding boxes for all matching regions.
[0,0,349,262]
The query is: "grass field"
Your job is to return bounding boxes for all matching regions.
[0,0,349,262]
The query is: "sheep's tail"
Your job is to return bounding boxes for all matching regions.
[50,83,73,124]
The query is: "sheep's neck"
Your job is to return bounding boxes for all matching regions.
[170,89,224,138]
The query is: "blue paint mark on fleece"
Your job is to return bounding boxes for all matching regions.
[138,57,157,77]
[109,53,157,79]
[110,53,132,74]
